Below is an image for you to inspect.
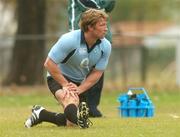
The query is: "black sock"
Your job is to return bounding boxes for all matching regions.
[64,104,78,125]
[39,110,66,126]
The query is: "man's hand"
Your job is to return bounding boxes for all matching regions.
[63,82,79,95]
[61,88,79,107]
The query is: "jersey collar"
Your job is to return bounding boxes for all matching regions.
[81,31,101,53]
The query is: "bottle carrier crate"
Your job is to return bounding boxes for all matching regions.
[118,87,155,117]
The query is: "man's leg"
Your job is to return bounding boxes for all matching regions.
[24,77,70,128]
[25,76,92,128]
[86,73,104,117]
[24,105,67,128]
[55,89,92,128]
[64,102,92,128]
[24,90,91,128]
[49,76,92,128]
[24,91,79,128]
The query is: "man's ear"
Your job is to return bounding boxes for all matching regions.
[88,25,94,32]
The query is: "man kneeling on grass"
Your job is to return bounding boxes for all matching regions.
[24,8,111,129]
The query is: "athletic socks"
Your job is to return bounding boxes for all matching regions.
[64,104,78,125]
[38,104,78,126]
[39,109,66,126]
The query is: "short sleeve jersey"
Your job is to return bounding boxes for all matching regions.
[48,29,111,83]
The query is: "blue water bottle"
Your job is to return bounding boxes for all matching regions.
[128,99,137,117]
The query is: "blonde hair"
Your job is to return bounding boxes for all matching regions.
[79,9,108,32]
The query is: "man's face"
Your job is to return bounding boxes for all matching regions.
[91,18,107,39]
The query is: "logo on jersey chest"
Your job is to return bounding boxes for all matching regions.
[80,58,89,69]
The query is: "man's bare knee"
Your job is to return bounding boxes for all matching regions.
[55,89,64,102]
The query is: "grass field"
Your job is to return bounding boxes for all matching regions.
[0,87,180,137]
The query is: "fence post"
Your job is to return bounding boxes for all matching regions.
[176,41,180,86]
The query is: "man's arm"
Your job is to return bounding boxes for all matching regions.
[44,57,69,87]
[77,69,104,94]
[100,0,116,12]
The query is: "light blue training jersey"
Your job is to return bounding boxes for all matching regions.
[48,29,111,83]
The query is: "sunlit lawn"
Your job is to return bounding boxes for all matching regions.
[0,87,180,137]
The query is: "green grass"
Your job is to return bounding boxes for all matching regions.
[0,87,180,137]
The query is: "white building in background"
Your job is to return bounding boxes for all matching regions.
[112,21,180,86]
[143,26,180,48]
[143,25,180,86]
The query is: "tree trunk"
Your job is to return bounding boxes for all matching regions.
[4,0,46,85]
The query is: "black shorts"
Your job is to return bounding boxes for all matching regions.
[47,76,87,102]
